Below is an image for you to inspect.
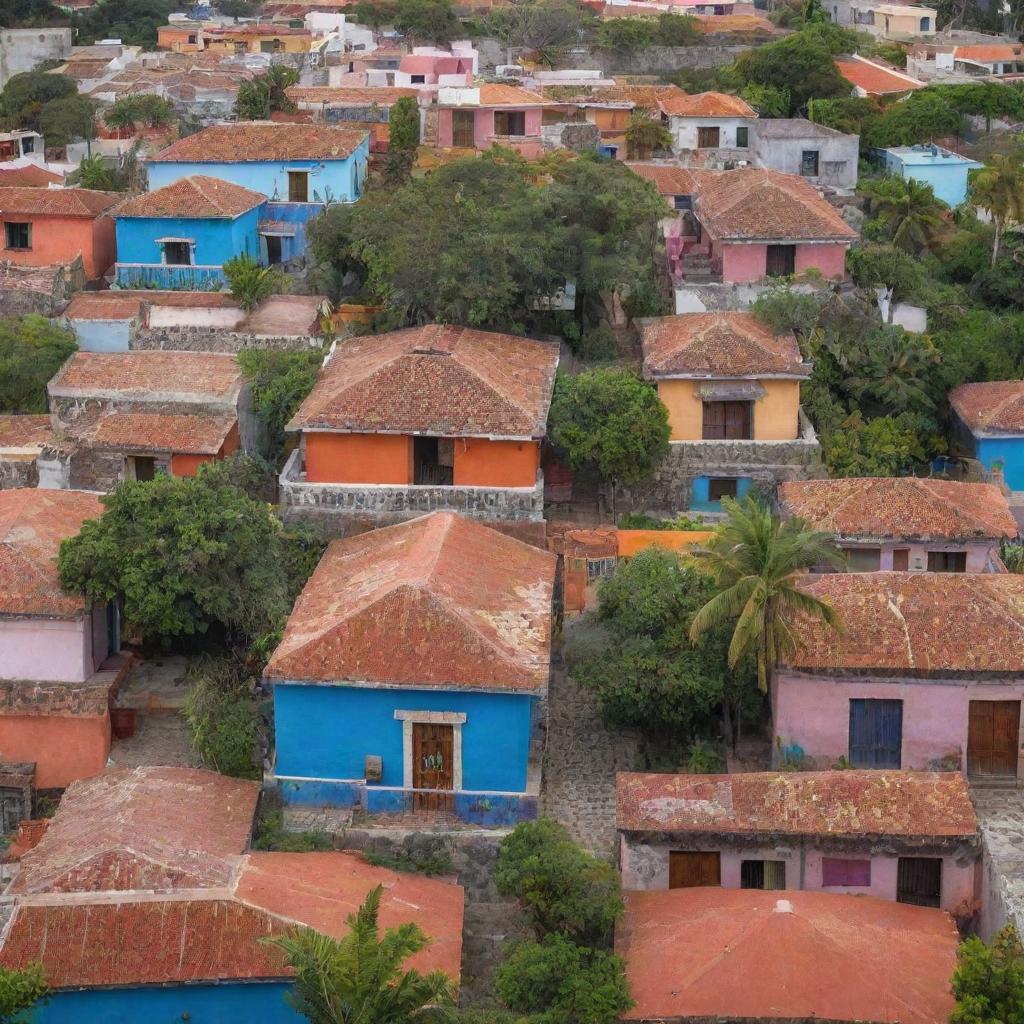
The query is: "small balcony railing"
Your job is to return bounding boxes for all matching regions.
[114,263,225,290]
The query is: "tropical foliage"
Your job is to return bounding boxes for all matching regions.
[0,315,77,413]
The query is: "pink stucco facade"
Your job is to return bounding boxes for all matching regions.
[436,106,544,155]
[0,607,109,684]
[619,837,976,914]
[709,239,849,283]
[773,670,1024,778]
[838,539,997,572]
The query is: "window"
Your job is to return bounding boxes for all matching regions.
[586,556,618,582]
[849,698,903,768]
[21,136,33,154]
[410,73,425,83]
[740,860,786,890]
[669,851,721,888]
[927,550,967,572]
[892,548,909,571]
[4,222,30,250]
[493,110,526,137]
[697,126,720,148]
[822,857,871,887]
[673,194,693,210]
[708,478,739,503]
[702,401,751,440]
[233,40,247,53]
[187,32,197,43]
[897,857,942,907]
[800,150,820,176]
[288,170,309,202]
[162,241,191,265]
[0,787,25,834]
[920,16,930,29]
[845,547,881,572]
[260,39,283,53]
[735,126,748,148]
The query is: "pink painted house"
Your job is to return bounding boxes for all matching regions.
[617,770,978,915]
[776,572,1024,783]
[684,167,858,283]
[436,84,551,158]
[0,489,124,790]
[778,477,1018,572]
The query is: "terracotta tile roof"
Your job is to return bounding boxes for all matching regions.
[64,291,239,320]
[659,91,756,117]
[236,852,464,979]
[543,83,687,111]
[695,11,776,30]
[641,312,808,378]
[835,56,924,95]
[625,161,698,195]
[0,165,64,188]
[617,888,958,1024]
[785,572,1024,674]
[289,324,559,437]
[616,770,976,837]
[264,512,556,693]
[49,352,242,404]
[950,380,1024,434]
[114,175,267,219]
[693,168,858,241]
[0,187,119,218]
[9,766,259,895]
[207,22,311,35]
[149,122,368,163]
[0,489,103,619]
[477,83,549,106]
[778,477,1018,541]
[287,85,419,105]
[87,412,237,455]
[954,44,1024,61]
[0,415,53,451]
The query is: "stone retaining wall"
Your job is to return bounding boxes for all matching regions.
[132,326,320,353]
[0,457,37,490]
[0,679,111,716]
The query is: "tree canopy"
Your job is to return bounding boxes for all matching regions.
[72,0,174,46]
[0,70,76,132]
[951,926,1024,1024]
[234,64,300,121]
[0,963,49,1024]
[0,315,77,413]
[38,93,95,148]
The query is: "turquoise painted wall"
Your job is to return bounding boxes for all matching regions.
[690,475,753,513]
[32,980,301,1024]
[880,151,980,208]
[115,205,264,269]
[68,318,133,352]
[273,683,535,793]
[145,139,370,203]
[976,436,1024,491]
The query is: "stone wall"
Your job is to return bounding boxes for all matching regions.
[131,325,320,353]
[542,121,601,152]
[0,679,111,716]
[0,457,37,490]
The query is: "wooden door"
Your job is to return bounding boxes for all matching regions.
[766,244,796,277]
[702,401,751,440]
[697,126,720,148]
[412,722,454,813]
[892,548,909,571]
[288,171,308,202]
[848,698,902,768]
[669,851,720,889]
[452,110,475,148]
[968,700,1020,778]
[897,857,942,907]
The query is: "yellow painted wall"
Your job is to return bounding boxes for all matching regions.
[657,378,801,441]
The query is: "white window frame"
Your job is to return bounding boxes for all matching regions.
[394,709,466,790]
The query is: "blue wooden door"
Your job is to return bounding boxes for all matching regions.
[848,698,903,768]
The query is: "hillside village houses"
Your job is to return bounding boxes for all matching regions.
[4,2,1024,1021]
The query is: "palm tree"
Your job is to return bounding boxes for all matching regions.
[969,153,1024,267]
[866,177,946,254]
[264,884,456,1024]
[689,495,844,693]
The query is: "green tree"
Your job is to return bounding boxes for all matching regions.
[183,656,261,779]
[861,90,964,148]
[104,93,175,132]
[349,0,399,28]
[862,176,946,253]
[548,369,670,504]
[801,0,829,22]
[223,253,287,311]
[234,63,300,120]
[67,152,114,190]
[217,0,263,16]
[265,884,457,1024]
[595,17,654,50]
[750,285,827,339]
[394,0,460,44]
[951,926,1024,1024]
[570,548,753,748]
[847,243,923,310]
[689,495,844,692]
[822,411,928,477]
[655,11,702,44]
[58,462,295,645]
[0,963,49,1024]
[0,314,76,413]
[0,69,75,132]
[38,93,96,150]
[388,95,420,152]
[72,0,174,46]
[969,153,1024,267]
[495,934,632,1024]
[481,0,590,65]
[739,82,791,117]
[495,818,623,947]
[624,110,673,159]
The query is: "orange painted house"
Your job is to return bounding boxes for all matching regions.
[0,187,119,282]
[281,324,559,528]
[0,489,122,791]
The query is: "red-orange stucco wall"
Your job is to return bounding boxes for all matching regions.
[453,438,539,487]
[1,215,112,281]
[0,713,111,789]
[170,422,240,477]
[304,432,412,484]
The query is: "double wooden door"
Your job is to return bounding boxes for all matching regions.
[412,722,454,813]
[702,401,751,440]
[967,700,1020,779]
[669,851,721,889]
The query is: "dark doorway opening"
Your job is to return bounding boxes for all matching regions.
[766,244,796,277]
[413,436,454,486]
[897,857,942,907]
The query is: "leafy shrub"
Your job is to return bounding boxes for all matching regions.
[617,512,705,531]
[951,926,1024,1024]
[496,819,623,947]
[223,253,288,311]
[182,657,261,779]
[0,314,77,413]
[685,738,724,773]
[363,848,453,876]
[822,412,928,477]
[750,286,827,340]
[575,326,619,363]
[252,799,332,852]
[496,934,633,1024]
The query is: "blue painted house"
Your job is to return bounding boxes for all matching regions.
[264,511,556,824]
[0,765,463,1023]
[113,175,270,289]
[878,144,983,207]
[950,379,1024,491]
[145,121,370,255]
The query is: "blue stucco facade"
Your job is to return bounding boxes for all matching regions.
[272,682,538,821]
[690,475,753,513]
[975,436,1024,491]
[114,205,264,288]
[31,980,300,1024]
[67,316,134,352]
[146,138,370,204]
[878,146,983,208]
